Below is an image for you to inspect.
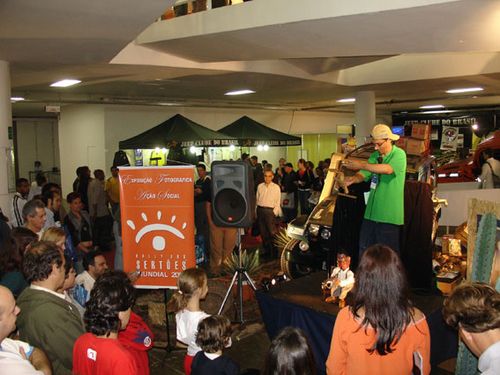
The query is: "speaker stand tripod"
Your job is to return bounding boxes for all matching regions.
[218,228,257,324]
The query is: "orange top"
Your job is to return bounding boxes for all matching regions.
[326,307,431,375]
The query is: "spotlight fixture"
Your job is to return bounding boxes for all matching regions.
[257,145,264,151]
[446,87,483,94]
[263,144,269,151]
[229,144,236,151]
[271,272,288,286]
[50,79,81,88]
[224,89,255,96]
[189,146,196,154]
[471,124,479,131]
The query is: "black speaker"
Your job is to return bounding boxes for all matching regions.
[211,161,255,227]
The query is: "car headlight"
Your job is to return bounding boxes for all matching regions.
[309,224,320,236]
[320,229,331,240]
[299,241,309,252]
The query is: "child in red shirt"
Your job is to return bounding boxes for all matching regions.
[73,271,138,375]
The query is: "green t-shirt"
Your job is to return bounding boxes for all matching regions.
[360,145,406,225]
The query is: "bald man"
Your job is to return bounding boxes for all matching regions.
[0,285,52,374]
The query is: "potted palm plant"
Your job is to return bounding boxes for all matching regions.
[222,249,260,301]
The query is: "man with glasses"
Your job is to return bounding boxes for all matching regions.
[256,170,282,259]
[344,124,406,256]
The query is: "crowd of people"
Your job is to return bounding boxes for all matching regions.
[0,165,157,374]
[1,121,498,374]
[194,153,331,273]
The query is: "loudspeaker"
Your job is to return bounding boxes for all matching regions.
[211,161,255,227]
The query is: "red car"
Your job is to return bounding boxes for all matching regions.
[437,130,500,184]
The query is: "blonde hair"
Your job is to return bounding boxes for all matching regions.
[41,227,65,243]
[167,268,207,313]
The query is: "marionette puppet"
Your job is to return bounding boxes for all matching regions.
[321,253,355,308]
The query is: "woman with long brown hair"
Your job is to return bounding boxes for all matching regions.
[326,244,431,375]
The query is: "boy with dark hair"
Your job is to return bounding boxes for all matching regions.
[191,315,239,375]
[73,271,137,374]
[443,282,500,375]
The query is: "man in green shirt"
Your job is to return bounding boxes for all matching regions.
[344,124,406,256]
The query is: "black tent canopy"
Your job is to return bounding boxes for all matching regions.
[119,114,236,149]
[218,116,301,147]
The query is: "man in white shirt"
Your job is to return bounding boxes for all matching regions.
[75,251,108,299]
[11,178,29,228]
[256,170,282,258]
[443,282,500,375]
[478,149,500,189]
[0,285,52,375]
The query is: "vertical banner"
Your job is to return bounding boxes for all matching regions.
[119,166,195,288]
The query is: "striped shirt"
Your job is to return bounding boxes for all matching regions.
[11,193,26,227]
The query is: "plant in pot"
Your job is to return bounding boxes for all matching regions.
[222,249,260,301]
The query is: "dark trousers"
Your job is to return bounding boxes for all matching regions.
[257,206,277,256]
[93,215,113,251]
[298,189,311,215]
[282,207,297,223]
[359,219,401,259]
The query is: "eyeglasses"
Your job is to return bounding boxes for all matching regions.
[372,139,388,148]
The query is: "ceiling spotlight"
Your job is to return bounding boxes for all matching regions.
[229,144,236,151]
[419,104,444,109]
[263,144,269,151]
[336,98,356,103]
[224,89,255,96]
[471,124,479,130]
[446,87,483,94]
[10,97,25,102]
[155,147,161,152]
[257,145,264,151]
[161,148,167,153]
[189,146,196,154]
[50,79,81,88]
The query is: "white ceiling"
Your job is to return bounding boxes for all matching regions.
[3,0,500,117]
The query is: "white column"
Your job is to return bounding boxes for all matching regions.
[354,91,376,146]
[59,105,106,195]
[0,61,12,214]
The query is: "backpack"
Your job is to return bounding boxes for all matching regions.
[486,162,500,188]
[113,150,130,167]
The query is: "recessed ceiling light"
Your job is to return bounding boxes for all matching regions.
[421,110,454,114]
[50,79,81,88]
[446,87,483,94]
[336,98,356,103]
[419,104,444,109]
[224,89,255,96]
[10,97,25,102]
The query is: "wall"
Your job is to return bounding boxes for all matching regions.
[58,105,106,195]
[14,118,60,183]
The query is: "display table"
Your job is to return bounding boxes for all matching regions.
[256,272,458,374]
